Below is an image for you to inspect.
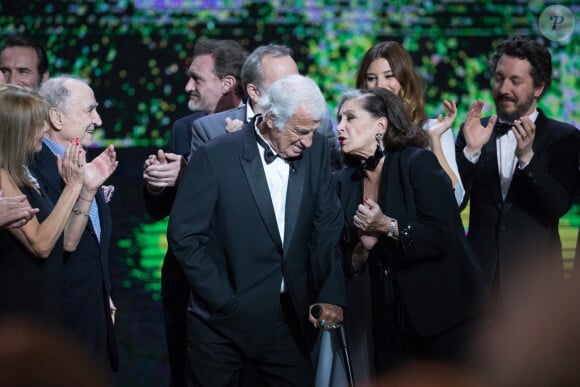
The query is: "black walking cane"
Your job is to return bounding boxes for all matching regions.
[312,305,355,387]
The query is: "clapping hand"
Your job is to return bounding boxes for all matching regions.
[463,100,497,156]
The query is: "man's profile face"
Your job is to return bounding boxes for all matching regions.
[267,104,320,159]
[0,46,45,89]
[184,54,224,113]
[56,81,102,148]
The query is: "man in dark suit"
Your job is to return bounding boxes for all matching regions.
[190,44,341,169]
[32,75,119,373]
[456,35,580,291]
[143,38,247,387]
[168,74,346,387]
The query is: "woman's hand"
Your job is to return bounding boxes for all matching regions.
[358,234,378,251]
[353,197,388,234]
[427,100,457,140]
[57,138,84,187]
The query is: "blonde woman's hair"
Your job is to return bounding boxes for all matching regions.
[0,85,48,188]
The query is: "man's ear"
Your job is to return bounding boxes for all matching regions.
[48,107,63,130]
[534,84,545,100]
[246,83,260,104]
[221,75,236,94]
[40,71,49,87]
[264,111,275,129]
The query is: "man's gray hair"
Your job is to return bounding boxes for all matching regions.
[40,74,88,114]
[258,74,327,130]
[241,44,293,94]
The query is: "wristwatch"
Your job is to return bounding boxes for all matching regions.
[387,218,397,238]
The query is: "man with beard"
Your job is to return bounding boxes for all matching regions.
[456,35,579,292]
[143,38,247,387]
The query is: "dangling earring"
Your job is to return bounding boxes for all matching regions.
[375,132,383,148]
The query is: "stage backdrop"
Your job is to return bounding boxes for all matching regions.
[2,1,579,386]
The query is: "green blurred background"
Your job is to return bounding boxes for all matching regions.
[2,1,578,385]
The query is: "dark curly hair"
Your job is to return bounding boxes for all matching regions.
[490,35,552,100]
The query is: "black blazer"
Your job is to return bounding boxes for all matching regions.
[168,122,346,357]
[31,143,119,370]
[456,109,580,286]
[335,147,486,337]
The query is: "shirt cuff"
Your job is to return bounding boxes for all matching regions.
[463,147,481,164]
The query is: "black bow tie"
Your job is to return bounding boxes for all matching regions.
[351,146,386,180]
[495,122,513,137]
[254,131,277,164]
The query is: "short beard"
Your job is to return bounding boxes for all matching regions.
[495,93,536,122]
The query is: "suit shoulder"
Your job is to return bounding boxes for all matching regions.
[173,111,207,129]
[193,106,246,128]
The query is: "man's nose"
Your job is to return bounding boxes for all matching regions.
[93,110,103,126]
[301,133,314,148]
[185,79,195,92]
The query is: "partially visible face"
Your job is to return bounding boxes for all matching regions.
[260,55,299,93]
[266,104,319,159]
[337,98,384,159]
[57,81,102,147]
[493,55,543,122]
[0,46,44,89]
[184,54,223,113]
[32,120,48,152]
[364,58,402,96]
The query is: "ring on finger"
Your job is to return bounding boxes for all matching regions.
[319,319,326,328]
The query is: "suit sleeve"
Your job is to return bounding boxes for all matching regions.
[516,125,580,217]
[308,139,347,307]
[190,119,206,154]
[392,151,456,260]
[440,128,465,205]
[455,124,476,211]
[167,146,236,313]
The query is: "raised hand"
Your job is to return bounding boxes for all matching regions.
[225,117,244,133]
[513,116,535,165]
[463,100,496,156]
[57,138,85,187]
[143,149,186,189]
[427,99,457,139]
[84,144,118,191]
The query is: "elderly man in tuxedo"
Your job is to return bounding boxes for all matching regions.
[456,35,579,291]
[168,74,346,387]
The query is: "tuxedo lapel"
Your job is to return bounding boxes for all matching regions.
[504,109,549,210]
[240,127,283,250]
[283,160,304,252]
[478,118,504,210]
[32,144,63,198]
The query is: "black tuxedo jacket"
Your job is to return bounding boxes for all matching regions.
[31,143,118,370]
[456,109,580,287]
[168,122,346,357]
[335,147,485,337]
